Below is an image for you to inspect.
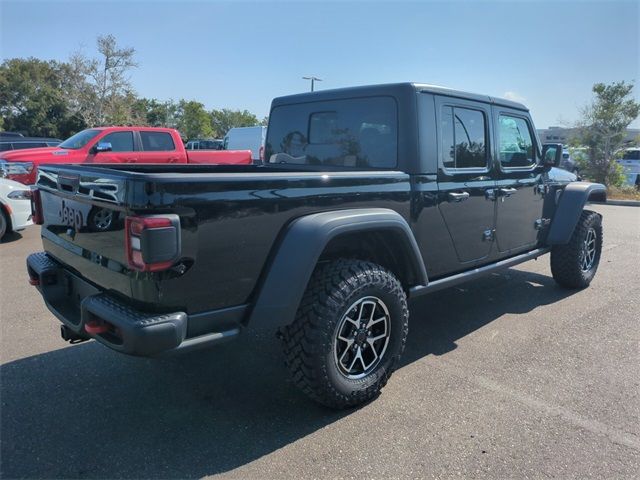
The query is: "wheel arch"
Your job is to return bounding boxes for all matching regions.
[546,181,605,245]
[247,208,427,330]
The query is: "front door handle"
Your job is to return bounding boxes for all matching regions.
[499,187,517,197]
[447,191,470,203]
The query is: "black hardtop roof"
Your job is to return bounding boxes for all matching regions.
[271,82,528,111]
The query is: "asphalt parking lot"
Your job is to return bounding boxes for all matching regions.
[1,204,638,479]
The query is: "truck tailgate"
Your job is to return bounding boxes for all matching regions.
[36,165,135,300]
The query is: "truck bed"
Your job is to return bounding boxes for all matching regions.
[35,164,415,318]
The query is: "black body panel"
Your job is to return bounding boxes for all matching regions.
[30,83,600,357]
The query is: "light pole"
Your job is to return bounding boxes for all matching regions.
[303,76,322,92]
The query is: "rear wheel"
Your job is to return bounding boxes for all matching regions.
[0,210,7,238]
[281,259,408,409]
[551,210,602,288]
[88,207,114,232]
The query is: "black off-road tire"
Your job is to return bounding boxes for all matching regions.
[550,209,602,289]
[280,259,409,409]
[0,209,8,239]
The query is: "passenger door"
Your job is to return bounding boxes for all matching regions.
[136,131,182,163]
[435,96,497,264]
[492,109,545,254]
[87,131,138,163]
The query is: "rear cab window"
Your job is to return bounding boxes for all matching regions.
[140,131,176,151]
[440,106,488,170]
[266,96,398,168]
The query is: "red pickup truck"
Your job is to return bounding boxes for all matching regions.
[0,127,252,185]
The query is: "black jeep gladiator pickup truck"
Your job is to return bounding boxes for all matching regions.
[28,83,606,408]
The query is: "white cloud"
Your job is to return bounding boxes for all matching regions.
[503,91,527,103]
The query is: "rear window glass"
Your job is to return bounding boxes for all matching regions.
[623,150,640,160]
[140,131,175,151]
[266,96,397,168]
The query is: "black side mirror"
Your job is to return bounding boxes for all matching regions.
[541,143,563,168]
[93,142,113,154]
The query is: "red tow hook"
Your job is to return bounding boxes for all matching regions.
[84,321,110,335]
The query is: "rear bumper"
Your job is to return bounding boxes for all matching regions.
[27,252,242,356]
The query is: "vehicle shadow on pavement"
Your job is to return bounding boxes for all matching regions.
[403,268,577,363]
[0,268,576,479]
[0,231,23,244]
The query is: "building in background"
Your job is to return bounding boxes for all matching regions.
[537,127,640,146]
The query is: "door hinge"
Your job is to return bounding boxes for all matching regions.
[534,218,551,230]
[536,184,549,195]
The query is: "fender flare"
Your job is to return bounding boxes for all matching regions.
[248,208,427,329]
[546,181,606,245]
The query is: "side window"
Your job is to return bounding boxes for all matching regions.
[498,115,535,167]
[140,132,176,151]
[101,132,134,152]
[440,106,487,169]
[265,96,398,168]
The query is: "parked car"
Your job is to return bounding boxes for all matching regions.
[223,126,266,162]
[0,173,32,239]
[617,148,640,186]
[185,139,224,150]
[558,149,579,174]
[0,136,61,152]
[0,127,252,185]
[27,83,605,408]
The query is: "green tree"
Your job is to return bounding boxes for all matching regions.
[575,81,640,186]
[177,100,213,139]
[131,98,180,127]
[0,58,83,137]
[68,34,138,126]
[210,108,259,137]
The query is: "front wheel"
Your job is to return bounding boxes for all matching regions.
[281,259,408,409]
[0,210,7,239]
[551,210,603,289]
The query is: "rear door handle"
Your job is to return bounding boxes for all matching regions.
[447,191,470,203]
[499,187,517,197]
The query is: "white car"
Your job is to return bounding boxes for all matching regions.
[618,148,640,186]
[0,177,33,238]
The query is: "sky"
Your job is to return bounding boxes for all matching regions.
[1,0,638,128]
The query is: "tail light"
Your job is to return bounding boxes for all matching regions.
[125,215,181,272]
[31,189,44,225]
[1,161,34,182]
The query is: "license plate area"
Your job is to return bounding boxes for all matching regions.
[44,270,100,328]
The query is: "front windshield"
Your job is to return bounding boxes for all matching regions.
[59,129,100,149]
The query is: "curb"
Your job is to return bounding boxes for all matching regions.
[590,200,640,207]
